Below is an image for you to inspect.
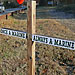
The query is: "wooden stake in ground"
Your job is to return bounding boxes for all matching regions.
[27,1,36,75]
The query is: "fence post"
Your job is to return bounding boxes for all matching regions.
[6,15,8,19]
[11,12,13,16]
[27,1,36,75]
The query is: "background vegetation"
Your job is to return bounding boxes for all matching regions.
[3,1,19,9]
[56,4,75,13]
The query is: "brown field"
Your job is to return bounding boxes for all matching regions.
[0,7,75,75]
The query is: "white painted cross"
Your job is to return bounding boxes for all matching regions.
[32,35,75,50]
[0,28,75,50]
[0,28,27,39]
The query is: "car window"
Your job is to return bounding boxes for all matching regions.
[0,4,3,6]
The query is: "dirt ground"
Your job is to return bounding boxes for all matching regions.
[0,6,75,75]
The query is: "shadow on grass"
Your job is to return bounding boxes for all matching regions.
[13,13,27,20]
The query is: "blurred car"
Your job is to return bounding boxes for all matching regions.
[48,1,53,6]
[0,4,5,13]
[19,5,24,8]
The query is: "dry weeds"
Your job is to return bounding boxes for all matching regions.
[0,7,75,75]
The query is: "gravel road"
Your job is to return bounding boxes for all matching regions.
[49,9,75,33]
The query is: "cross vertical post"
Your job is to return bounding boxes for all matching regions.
[27,1,36,75]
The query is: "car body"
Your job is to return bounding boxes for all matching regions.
[0,4,5,13]
[48,1,53,6]
[19,5,24,8]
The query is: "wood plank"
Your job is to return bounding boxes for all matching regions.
[27,1,36,75]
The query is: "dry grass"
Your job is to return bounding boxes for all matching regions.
[0,7,75,75]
